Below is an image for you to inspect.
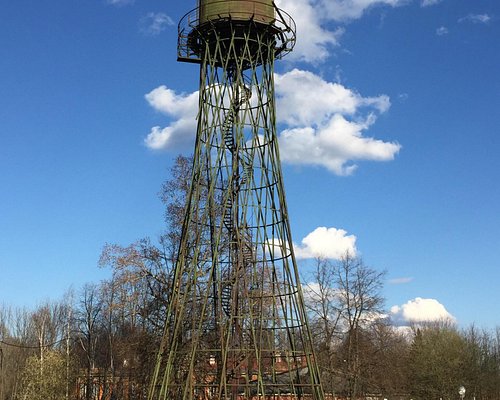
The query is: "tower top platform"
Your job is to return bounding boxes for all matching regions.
[177,0,296,66]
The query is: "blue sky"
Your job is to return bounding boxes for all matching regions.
[1,0,499,328]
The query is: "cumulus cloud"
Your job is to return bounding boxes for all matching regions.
[390,297,456,326]
[279,117,400,175]
[140,12,174,36]
[144,86,198,150]
[264,226,355,261]
[458,14,491,24]
[276,69,400,175]
[294,227,357,259]
[275,69,390,126]
[275,0,344,63]
[144,70,400,175]
[436,26,449,36]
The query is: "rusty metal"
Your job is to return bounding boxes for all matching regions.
[199,0,275,25]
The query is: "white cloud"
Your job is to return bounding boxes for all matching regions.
[265,227,355,260]
[274,0,407,62]
[145,85,198,116]
[143,86,198,150]
[398,93,409,102]
[436,26,449,36]
[275,0,449,61]
[458,14,491,24]
[275,0,343,63]
[275,69,390,126]
[144,71,400,175]
[319,0,408,23]
[144,122,196,151]
[294,227,357,259]
[148,0,442,64]
[140,12,174,36]
[276,69,400,175]
[279,116,400,175]
[106,0,134,6]
[388,277,413,284]
[421,0,442,7]
[390,297,456,326]
[265,237,292,260]
[302,282,323,303]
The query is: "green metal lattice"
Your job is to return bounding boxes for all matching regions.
[148,3,324,400]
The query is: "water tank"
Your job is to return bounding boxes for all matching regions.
[199,0,275,26]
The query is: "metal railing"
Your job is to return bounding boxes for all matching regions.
[177,1,296,63]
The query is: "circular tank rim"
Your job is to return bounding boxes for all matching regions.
[198,0,275,25]
[177,2,296,63]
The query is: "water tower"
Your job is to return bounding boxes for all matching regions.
[148,1,325,399]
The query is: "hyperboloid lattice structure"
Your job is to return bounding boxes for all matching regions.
[148,1,325,399]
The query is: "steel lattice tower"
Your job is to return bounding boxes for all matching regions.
[148,1,325,399]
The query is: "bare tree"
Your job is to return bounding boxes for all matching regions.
[75,283,103,400]
[304,258,343,394]
[335,253,386,398]
[358,321,410,397]
[99,239,173,334]
[31,302,66,373]
[304,253,386,398]
[159,154,193,242]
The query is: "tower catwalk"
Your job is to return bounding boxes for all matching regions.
[148,1,325,399]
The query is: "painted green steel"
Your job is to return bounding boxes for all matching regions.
[199,0,275,25]
[148,4,324,400]
[177,3,296,65]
